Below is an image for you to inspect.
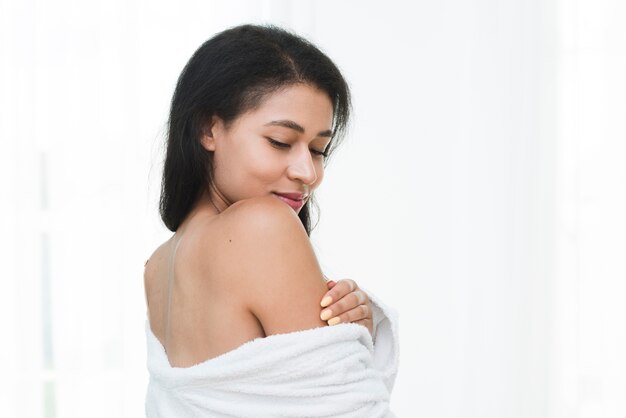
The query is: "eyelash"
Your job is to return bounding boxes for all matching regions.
[267,138,328,158]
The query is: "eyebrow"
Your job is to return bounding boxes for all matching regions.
[264,120,333,137]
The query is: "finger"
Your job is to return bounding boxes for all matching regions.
[320,279,357,307]
[327,304,370,326]
[320,290,367,321]
[320,281,338,307]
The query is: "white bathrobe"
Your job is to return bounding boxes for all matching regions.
[145,290,399,417]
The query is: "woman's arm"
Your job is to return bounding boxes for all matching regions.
[216,196,329,336]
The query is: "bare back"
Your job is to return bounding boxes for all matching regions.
[144,206,265,368]
[145,196,329,368]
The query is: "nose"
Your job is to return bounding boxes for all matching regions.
[287,145,318,186]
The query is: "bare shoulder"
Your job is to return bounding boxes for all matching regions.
[192,196,307,272]
[212,195,328,336]
[221,195,305,236]
[143,238,172,286]
[144,240,169,276]
[143,238,174,319]
[212,195,313,273]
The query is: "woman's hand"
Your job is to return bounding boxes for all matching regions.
[320,279,373,336]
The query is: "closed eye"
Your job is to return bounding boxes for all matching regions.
[310,149,327,157]
[267,138,327,158]
[267,138,290,149]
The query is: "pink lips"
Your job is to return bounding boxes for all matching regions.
[273,192,306,211]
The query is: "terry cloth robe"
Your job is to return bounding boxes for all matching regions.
[145,289,399,418]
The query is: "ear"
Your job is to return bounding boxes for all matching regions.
[200,115,222,152]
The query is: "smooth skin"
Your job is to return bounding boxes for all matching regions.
[144,84,372,367]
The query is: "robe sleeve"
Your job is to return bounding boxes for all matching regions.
[362,287,400,394]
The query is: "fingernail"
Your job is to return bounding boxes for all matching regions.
[327,317,341,326]
[320,309,332,321]
[321,296,332,307]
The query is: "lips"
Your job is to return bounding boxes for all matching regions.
[273,192,307,210]
[275,192,306,201]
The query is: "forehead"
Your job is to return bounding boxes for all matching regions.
[238,84,334,131]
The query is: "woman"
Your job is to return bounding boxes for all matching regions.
[144,24,398,417]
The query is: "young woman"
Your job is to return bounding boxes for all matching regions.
[144,24,398,417]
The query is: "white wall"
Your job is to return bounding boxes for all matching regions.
[311,1,556,416]
[0,0,624,417]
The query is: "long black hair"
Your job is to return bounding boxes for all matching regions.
[159,24,351,235]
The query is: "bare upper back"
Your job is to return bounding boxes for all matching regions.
[144,203,266,367]
[144,196,329,367]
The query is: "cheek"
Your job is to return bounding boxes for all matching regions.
[243,148,284,181]
[227,144,288,193]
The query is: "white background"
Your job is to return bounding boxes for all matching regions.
[1,0,625,417]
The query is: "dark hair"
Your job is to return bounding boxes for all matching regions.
[159,24,351,235]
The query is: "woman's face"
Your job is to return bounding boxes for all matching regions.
[201,83,334,213]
